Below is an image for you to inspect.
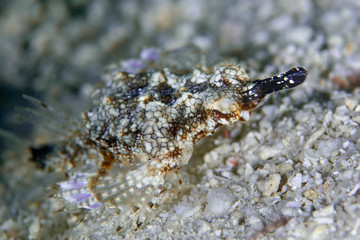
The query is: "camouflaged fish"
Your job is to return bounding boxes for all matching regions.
[31,50,307,231]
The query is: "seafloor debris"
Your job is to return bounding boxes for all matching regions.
[36,50,307,232]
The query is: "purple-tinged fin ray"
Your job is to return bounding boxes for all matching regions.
[121,59,145,73]
[88,203,102,209]
[69,193,92,203]
[60,181,86,190]
[140,48,161,62]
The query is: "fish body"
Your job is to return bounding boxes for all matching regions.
[49,62,307,230]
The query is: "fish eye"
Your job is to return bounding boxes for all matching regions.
[210,110,235,125]
[206,98,240,125]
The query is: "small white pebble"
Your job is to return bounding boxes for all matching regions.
[310,225,330,240]
[342,141,351,149]
[351,219,360,236]
[28,218,40,239]
[304,189,318,201]
[206,188,235,216]
[313,217,334,224]
[303,149,322,162]
[197,221,211,235]
[288,173,303,189]
[258,145,282,159]
[344,98,358,111]
[243,163,254,178]
[313,204,334,217]
[354,105,360,112]
[341,169,354,180]
[175,202,201,218]
[247,216,264,230]
[348,184,360,196]
[282,207,296,216]
[215,229,223,237]
[278,163,293,175]
[260,174,281,196]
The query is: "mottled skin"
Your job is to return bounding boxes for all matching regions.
[55,64,307,229]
